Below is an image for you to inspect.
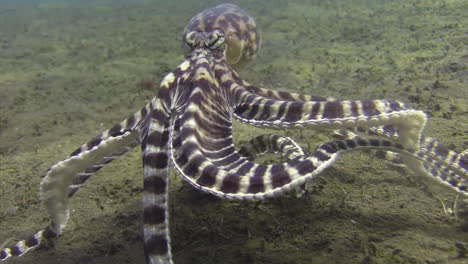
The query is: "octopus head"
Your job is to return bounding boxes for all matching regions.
[183,3,261,70]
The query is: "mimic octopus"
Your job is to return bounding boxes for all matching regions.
[1,3,466,264]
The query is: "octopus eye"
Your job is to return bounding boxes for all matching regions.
[206,30,225,50]
[184,31,197,46]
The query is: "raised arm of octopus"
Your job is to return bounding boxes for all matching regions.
[1,3,466,264]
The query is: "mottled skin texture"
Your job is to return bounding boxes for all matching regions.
[0,3,466,264]
[184,3,260,69]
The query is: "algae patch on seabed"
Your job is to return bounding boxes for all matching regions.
[0,0,467,264]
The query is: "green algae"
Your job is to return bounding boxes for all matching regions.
[0,0,467,263]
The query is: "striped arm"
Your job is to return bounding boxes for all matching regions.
[237,134,308,197]
[0,98,154,262]
[334,128,467,193]
[67,139,140,197]
[333,128,404,166]
[0,133,139,261]
[139,62,185,263]
[222,70,336,102]
[241,82,334,102]
[333,125,400,141]
[238,134,306,160]
[171,59,364,199]
[172,106,457,200]
[416,137,467,193]
[141,110,173,264]
[138,57,194,264]
[171,80,466,199]
[231,87,427,150]
[0,50,185,261]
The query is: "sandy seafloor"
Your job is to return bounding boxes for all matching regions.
[0,0,467,263]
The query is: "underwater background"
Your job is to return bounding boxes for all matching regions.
[0,0,467,263]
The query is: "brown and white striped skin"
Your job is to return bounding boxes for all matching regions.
[1,3,467,264]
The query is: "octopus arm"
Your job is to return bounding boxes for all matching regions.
[239,81,336,102]
[140,104,173,264]
[170,99,443,200]
[231,87,427,150]
[335,127,467,193]
[0,98,158,261]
